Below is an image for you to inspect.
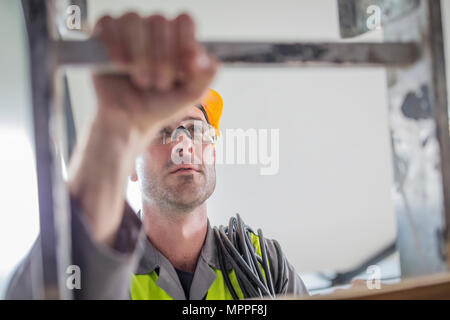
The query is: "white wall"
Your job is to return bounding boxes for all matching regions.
[0,0,40,297]
[207,67,395,273]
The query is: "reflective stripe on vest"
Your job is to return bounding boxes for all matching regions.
[130,232,266,300]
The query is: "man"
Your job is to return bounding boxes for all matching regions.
[7,13,308,299]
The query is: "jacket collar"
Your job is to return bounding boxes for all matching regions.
[135,219,223,275]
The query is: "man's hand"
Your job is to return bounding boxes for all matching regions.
[93,13,219,145]
[68,13,218,247]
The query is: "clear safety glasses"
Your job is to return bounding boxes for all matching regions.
[152,119,218,145]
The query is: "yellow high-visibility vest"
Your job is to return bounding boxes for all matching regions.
[130,233,266,300]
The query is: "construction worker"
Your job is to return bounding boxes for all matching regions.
[6,13,308,299]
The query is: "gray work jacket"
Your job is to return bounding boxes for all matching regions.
[6,200,309,299]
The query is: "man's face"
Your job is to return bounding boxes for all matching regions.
[134,106,216,213]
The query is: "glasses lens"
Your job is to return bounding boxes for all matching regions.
[155,120,217,145]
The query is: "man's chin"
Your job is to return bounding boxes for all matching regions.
[167,173,204,189]
[162,174,213,210]
[166,194,206,212]
[165,183,205,205]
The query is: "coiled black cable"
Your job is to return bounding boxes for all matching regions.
[213,214,288,299]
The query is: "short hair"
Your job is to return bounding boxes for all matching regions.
[196,104,210,124]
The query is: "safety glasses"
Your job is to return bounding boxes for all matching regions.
[152,119,218,145]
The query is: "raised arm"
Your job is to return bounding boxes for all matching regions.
[68,13,219,246]
[7,13,219,299]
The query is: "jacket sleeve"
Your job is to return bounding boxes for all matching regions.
[6,198,145,300]
[265,238,309,297]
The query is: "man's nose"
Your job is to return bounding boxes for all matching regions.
[173,132,194,156]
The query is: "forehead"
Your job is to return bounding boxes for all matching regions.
[171,106,208,125]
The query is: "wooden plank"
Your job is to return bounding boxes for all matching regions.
[286,272,450,300]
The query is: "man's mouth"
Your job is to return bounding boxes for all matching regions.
[169,165,201,174]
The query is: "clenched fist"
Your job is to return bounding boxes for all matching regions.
[92,13,219,143]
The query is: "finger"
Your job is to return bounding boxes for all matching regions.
[93,16,126,65]
[118,13,149,88]
[179,48,220,101]
[145,15,173,91]
[174,13,197,82]
[140,49,219,127]
[93,74,136,109]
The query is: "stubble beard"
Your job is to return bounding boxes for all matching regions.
[142,166,216,216]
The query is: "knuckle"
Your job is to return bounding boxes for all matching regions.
[94,15,112,33]
[98,15,113,26]
[151,14,167,25]
[144,14,165,27]
[119,12,141,23]
[179,52,196,72]
[175,13,193,25]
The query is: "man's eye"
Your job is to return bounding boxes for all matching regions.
[161,127,171,135]
[158,128,171,141]
[188,125,202,133]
